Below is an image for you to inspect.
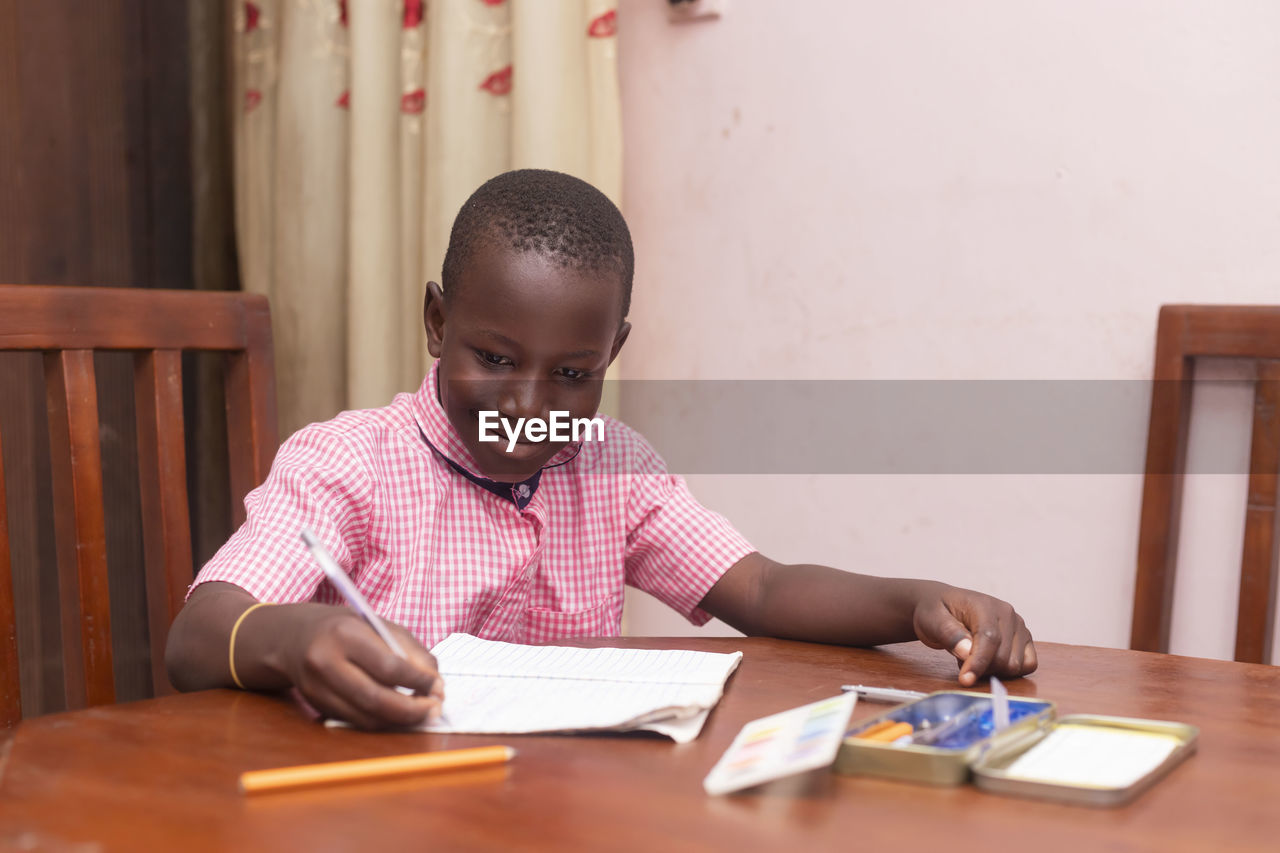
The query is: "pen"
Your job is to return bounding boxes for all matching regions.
[841,685,928,704]
[238,745,516,795]
[299,527,415,695]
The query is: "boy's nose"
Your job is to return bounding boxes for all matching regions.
[497,378,546,421]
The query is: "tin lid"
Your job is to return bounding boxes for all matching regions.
[970,714,1198,807]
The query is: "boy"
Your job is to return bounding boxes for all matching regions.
[166,169,1036,730]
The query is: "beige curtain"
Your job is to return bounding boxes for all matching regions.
[232,0,622,436]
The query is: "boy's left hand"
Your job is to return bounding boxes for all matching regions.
[911,587,1037,686]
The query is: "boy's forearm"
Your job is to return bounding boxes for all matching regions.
[767,564,944,647]
[701,553,943,647]
[167,583,446,728]
[164,581,300,692]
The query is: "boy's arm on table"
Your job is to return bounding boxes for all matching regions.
[698,553,1037,686]
[165,581,444,729]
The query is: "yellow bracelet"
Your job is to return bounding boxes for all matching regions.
[229,602,273,690]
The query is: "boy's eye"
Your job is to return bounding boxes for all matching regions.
[557,367,591,382]
[477,350,513,367]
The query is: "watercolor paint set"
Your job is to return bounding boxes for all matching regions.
[833,690,1197,806]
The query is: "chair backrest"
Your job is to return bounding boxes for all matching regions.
[1133,304,1280,664]
[0,284,278,725]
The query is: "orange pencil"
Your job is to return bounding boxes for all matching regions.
[238,745,516,795]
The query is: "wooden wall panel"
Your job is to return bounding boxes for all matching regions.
[0,0,22,284]
[188,0,236,569]
[142,1,196,289]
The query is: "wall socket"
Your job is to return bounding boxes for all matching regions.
[667,0,727,24]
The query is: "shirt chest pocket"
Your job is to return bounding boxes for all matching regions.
[522,596,622,644]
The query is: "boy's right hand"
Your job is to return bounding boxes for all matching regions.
[164,582,444,731]
[278,607,445,730]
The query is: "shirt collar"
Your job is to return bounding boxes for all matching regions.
[411,361,581,508]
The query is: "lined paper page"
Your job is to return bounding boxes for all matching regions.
[416,634,743,743]
[431,633,743,685]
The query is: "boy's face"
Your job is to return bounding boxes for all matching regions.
[424,244,630,483]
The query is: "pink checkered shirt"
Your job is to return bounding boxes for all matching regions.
[192,362,755,647]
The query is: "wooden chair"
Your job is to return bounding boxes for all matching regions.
[1133,305,1280,664]
[0,285,278,725]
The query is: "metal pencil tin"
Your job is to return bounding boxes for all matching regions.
[969,714,1199,807]
[833,691,1056,786]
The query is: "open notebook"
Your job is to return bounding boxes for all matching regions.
[415,633,744,743]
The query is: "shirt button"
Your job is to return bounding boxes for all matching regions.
[517,484,531,498]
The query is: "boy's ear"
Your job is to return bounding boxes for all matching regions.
[607,321,631,365]
[423,281,446,358]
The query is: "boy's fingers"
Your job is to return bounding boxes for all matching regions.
[303,619,444,727]
[957,627,1001,686]
[329,660,442,729]
[1010,629,1037,676]
[317,687,440,731]
[981,614,1034,679]
[1022,641,1039,674]
[386,625,446,699]
[1002,619,1033,676]
[1004,637,1024,675]
[298,657,436,730]
[342,621,443,696]
[959,622,1037,684]
[916,604,972,654]
[936,590,1035,685]
[304,682,388,731]
[356,642,443,698]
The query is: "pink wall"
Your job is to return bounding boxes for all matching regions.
[615,0,1280,660]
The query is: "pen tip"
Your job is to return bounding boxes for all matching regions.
[300,528,317,547]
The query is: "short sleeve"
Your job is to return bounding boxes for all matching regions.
[623,432,755,625]
[191,424,375,603]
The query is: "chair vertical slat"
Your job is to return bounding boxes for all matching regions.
[1132,308,1195,653]
[225,303,278,527]
[1236,362,1280,664]
[0,429,21,726]
[134,350,192,696]
[44,350,115,708]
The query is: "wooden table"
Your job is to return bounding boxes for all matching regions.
[1,638,1277,852]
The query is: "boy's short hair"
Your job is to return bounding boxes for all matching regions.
[442,169,634,318]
